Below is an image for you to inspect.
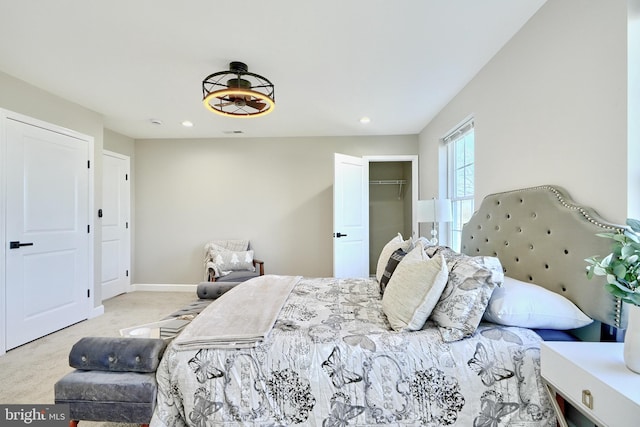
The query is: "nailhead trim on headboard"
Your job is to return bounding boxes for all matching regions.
[461,185,626,329]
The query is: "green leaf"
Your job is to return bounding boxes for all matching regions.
[627,218,640,233]
[622,245,636,258]
[605,282,628,298]
[593,265,607,276]
[625,230,640,244]
[609,277,629,290]
[624,293,640,306]
[613,264,627,279]
[596,232,617,239]
[612,233,628,244]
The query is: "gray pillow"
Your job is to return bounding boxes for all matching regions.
[375,233,413,282]
[425,246,504,342]
[379,248,407,295]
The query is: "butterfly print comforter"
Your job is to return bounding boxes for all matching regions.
[151,276,556,426]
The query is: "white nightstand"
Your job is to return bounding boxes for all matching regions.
[541,341,640,427]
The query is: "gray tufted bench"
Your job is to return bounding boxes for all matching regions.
[54,337,166,427]
[53,282,241,427]
[195,281,240,299]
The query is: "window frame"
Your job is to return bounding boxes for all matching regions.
[444,119,474,252]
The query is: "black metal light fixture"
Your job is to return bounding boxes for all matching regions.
[202,61,275,118]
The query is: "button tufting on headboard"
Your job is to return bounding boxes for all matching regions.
[461,185,628,330]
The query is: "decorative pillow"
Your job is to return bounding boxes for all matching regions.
[210,248,255,277]
[412,236,434,248]
[483,276,593,329]
[376,233,413,283]
[382,245,449,332]
[379,248,407,295]
[425,246,504,342]
[206,243,227,262]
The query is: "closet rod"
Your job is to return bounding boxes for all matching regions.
[369,180,407,185]
[369,179,407,199]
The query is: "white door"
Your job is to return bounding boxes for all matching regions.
[5,117,90,350]
[101,151,131,300]
[333,153,368,278]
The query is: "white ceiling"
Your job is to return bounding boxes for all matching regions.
[0,0,546,140]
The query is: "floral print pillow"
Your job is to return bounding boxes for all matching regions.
[424,246,504,342]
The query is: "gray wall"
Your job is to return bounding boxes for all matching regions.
[2,0,636,294]
[419,0,633,225]
[134,135,418,284]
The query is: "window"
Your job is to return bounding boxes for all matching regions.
[445,119,474,252]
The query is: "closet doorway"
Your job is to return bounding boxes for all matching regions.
[365,155,418,276]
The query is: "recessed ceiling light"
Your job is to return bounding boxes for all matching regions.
[359,116,371,124]
[182,120,194,127]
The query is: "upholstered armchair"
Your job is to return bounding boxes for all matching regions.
[204,239,264,282]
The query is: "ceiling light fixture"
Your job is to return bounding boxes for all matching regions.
[202,61,275,118]
[359,116,371,124]
[181,120,194,127]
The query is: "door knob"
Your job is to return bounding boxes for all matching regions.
[335,233,348,238]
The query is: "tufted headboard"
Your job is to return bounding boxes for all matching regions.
[461,185,627,332]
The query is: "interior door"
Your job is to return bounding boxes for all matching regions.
[333,153,369,278]
[5,117,90,350]
[101,151,131,300]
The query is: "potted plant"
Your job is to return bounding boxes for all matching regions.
[586,219,640,305]
[586,218,640,372]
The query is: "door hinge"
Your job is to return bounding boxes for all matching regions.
[87,160,90,169]
[126,222,129,229]
[87,224,90,233]
[87,289,90,298]
[126,270,129,277]
[125,173,128,181]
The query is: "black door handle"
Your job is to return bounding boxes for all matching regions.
[335,233,348,238]
[9,241,34,249]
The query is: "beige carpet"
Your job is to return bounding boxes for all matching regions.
[0,290,198,426]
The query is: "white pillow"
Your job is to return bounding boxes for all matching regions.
[483,276,593,329]
[375,233,413,282]
[382,245,448,331]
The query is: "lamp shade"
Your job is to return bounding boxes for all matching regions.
[417,199,453,223]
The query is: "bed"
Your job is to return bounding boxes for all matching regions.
[151,185,627,427]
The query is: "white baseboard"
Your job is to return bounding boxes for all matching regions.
[131,283,197,292]
[89,304,104,318]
